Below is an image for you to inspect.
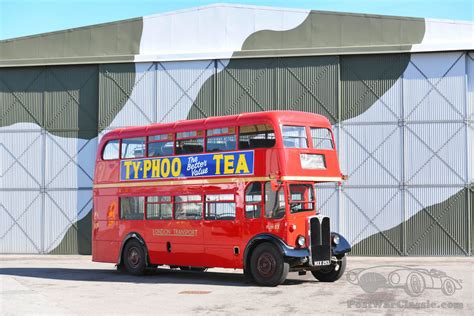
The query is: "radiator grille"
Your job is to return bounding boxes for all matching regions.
[310,217,331,264]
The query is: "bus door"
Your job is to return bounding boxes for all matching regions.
[203,193,242,267]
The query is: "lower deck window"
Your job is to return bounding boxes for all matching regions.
[174,195,203,220]
[205,194,235,220]
[289,184,315,213]
[120,196,144,220]
[146,196,172,220]
[265,183,285,219]
[245,182,263,219]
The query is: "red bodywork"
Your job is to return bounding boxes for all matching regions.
[93,111,343,268]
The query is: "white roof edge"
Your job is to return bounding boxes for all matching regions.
[142,3,311,19]
[143,4,474,25]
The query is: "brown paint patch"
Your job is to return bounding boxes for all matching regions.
[179,290,212,295]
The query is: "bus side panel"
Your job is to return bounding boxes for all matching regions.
[92,192,121,263]
[145,220,206,267]
[93,240,121,263]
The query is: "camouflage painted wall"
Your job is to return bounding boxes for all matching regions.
[1,6,472,255]
[1,51,472,255]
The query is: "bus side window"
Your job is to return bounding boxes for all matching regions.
[205,194,235,220]
[245,182,262,219]
[206,127,236,152]
[310,127,334,149]
[122,137,146,159]
[120,197,144,220]
[175,131,204,155]
[174,195,203,220]
[239,124,275,149]
[264,182,285,219]
[146,196,172,220]
[102,139,120,160]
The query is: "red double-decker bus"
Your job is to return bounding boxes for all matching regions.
[93,111,351,286]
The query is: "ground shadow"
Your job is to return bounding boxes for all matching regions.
[0,267,315,287]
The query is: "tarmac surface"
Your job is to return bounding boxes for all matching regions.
[0,255,473,315]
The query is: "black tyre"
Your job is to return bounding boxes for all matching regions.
[311,256,346,282]
[250,243,289,287]
[179,266,208,272]
[122,239,147,275]
[243,267,254,281]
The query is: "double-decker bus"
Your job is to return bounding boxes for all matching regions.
[93,111,351,286]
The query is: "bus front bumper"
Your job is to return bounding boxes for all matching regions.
[282,233,351,268]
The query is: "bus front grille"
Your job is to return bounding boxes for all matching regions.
[309,217,331,265]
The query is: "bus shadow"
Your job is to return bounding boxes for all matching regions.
[0,267,315,287]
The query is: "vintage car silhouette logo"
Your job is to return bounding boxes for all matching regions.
[346,265,462,297]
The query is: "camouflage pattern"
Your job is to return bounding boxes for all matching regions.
[0,5,473,255]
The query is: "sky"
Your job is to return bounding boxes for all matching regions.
[0,0,473,40]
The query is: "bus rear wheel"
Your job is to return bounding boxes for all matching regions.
[250,243,289,287]
[122,239,147,275]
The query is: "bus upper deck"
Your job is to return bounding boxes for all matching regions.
[94,111,343,186]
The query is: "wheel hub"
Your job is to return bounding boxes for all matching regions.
[257,252,276,277]
[128,247,140,267]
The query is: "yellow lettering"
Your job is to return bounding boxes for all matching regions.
[235,154,250,174]
[224,155,234,174]
[171,158,181,177]
[161,159,170,177]
[123,161,133,179]
[143,160,151,179]
[213,154,223,175]
[132,161,141,179]
[151,159,160,178]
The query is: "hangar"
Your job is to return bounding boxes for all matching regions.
[0,4,472,255]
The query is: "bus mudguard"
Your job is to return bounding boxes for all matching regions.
[243,233,310,269]
[331,232,351,256]
[117,232,150,266]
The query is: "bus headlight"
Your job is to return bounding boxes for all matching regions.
[332,234,340,245]
[300,154,326,170]
[296,235,306,247]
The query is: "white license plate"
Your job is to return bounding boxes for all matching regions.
[313,260,331,266]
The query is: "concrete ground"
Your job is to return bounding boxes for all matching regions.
[0,256,472,315]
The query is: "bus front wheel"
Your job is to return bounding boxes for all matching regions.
[311,256,346,282]
[122,239,147,275]
[250,243,289,287]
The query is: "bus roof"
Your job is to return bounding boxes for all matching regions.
[104,111,331,139]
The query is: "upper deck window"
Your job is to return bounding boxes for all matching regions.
[148,134,174,157]
[239,124,275,149]
[206,127,236,152]
[122,137,146,159]
[282,125,308,148]
[310,128,334,149]
[176,130,204,155]
[102,139,120,160]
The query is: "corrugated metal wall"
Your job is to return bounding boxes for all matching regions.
[0,65,98,253]
[1,51,472,255]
